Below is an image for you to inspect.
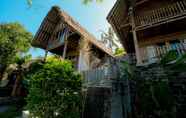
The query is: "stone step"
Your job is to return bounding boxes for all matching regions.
[0,87,12,97]
[0,97,21,106]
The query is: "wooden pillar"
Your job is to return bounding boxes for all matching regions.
[62,40,68,59]
[44,50,48,62]
[129,7,142,65]
[78,50,82,72]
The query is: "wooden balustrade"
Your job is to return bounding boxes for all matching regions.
[81,66,118,86]
[117,53,137,64]
[135,1,186,27]
[144,43,186,63]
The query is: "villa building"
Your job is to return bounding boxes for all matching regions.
[107,0,186,64]
[32,6,113,71]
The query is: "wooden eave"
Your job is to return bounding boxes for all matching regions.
[107,0,133,53]
[32,6,113,57]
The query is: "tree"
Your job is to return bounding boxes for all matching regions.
[11,54,32,96]
[114,48,126,56]
[82,0,103,4]
[0,54,34,96]
[27,0,103,6]
[100,27,120,52]
[0,22,33,66]
[25,57,82,118]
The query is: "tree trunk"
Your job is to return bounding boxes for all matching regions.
[44,50,48,62]
[11,67,22,96]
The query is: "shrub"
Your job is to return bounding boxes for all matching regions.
[160,50,178,65]
[25,58,82,118]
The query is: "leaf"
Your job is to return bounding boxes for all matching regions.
[25,58,82,118]
[0,22,33,66]
[27,0,32,7]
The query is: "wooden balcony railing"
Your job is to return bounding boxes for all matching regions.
[81,65,118,87]
[156,43,186,60]
[143,43,186,63]
[135,1,186,28]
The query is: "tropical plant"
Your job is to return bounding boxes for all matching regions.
[160,50,178,66]
[0,54,33,94]
[119,60,176,118]
[160,50,186,72]
[114,48,126,56]
[25,57,82,118]
[100,27,120,52]
[164,53,186,73]
[136,79,175,118]
[11,55,32,96]
[119,61,134,80]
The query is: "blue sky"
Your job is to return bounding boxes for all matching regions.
[0,0,116,57]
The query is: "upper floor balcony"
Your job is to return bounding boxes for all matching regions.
[141,42,186,64]
[81,65,119,87]
[135,0,186,30]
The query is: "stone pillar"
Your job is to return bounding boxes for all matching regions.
[111,83,123,118]
[83,87,112,118]
[129,7,142,65]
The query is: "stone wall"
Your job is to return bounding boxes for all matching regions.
[169,73,186,118]
[83,63,186,118]
[131,64,186,118]
[83,87,112,118]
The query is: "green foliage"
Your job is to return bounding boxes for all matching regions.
[27,0,103,6]
[160,50,186,71]
[0,22,33,65]
[114,48,126,56]
[27,0,32,6]
[15,54,32,66]
[25,58,82,118]
[83,0,103,4]
[166,53,186,72]
[160,50,178,65]
[120,61,176,117]
[137,80,175,118]
[120,61,134,80]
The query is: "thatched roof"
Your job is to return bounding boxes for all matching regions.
[32,6,113,57]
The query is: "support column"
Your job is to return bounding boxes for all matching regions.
[78,50,82,72]
[44,50,48,62]
[62,40,68,59]
[129,7,142,65]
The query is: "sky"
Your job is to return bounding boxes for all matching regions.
[0,0,116,57]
